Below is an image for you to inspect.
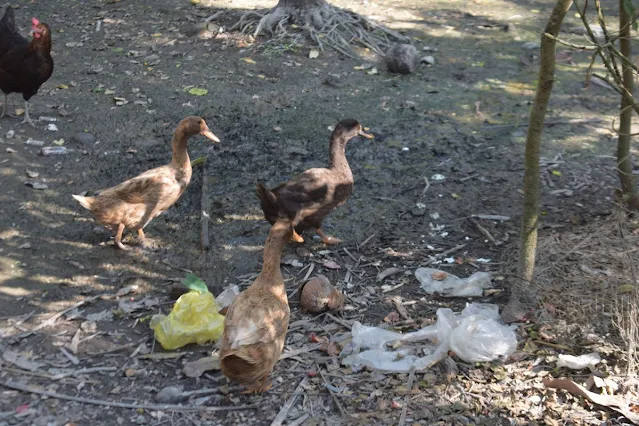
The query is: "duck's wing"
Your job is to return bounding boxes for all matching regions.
[98,167,179,205]
[222,292,289,350]
[272,168,331,208]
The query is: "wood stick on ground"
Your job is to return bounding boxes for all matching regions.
[483,117,605,130]
[424,244,467,266]
[470,218,500,246]
[279,344,323,361]
[0,380,258,413]
[358,233,376,250]
[270,376,309,426]
[398,368,416,426]
[287,413,310,426]
[318,369,348,418]
[12,296,99,340]
[51,366,117,380]
[200,162,211,251]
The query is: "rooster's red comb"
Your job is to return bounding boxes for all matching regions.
[31,17,39,26]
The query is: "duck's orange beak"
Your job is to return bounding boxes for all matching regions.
[200,124,220,143]
[358,127,374,139]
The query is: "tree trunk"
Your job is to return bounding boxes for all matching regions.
[277,0,327,8]
[618,0,637,210]
[504,0,574,323]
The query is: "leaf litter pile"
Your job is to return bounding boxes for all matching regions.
[3,212,639,425]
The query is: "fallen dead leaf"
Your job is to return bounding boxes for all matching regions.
[2,350,44,371]
[431,271,448,281]
[384,311,401,324]
[377,267,402,282]
[319,341,342,357]
[323,260,341,270]
[182,355,220,378]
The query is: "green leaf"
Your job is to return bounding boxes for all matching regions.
[187,87,208,96]
[623,0,636,19]
[183,273,209,294]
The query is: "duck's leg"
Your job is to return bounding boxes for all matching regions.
[291,230,304,243]
[241,375,272,394]
[315,228,342,245]
[137,228,158,249]
[114,223,128,250]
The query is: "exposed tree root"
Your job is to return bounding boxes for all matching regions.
[229,2,408,58]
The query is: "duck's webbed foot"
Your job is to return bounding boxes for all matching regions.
[316,228,342,245]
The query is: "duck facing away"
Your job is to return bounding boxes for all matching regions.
[220,220,293,393]
[256,118,373,245]
[72,116,220,250]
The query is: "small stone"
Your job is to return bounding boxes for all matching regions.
[504,23,517,32]
[421,55,435,65]
[273,126,282,132]
[18,242,31,249]
[385,43,418,74]
[6,130,14,138]
[6,147,15,153]
[422,46,437,52]
[72,132,96,145]
[25,181,48,190]
[155,386,186,404]
[404,101,417,109]
[411,205,426,216]
[144,54,160,65]
[124,368,136,377]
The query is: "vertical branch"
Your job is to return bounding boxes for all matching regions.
[618,0,637,208]
[517,0,574,285]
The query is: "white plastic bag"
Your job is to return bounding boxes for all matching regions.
[414,268,492,297]
[343,303,517,372]
[449,314,518,362]
[351,321,404,350]
[556,352,601,370]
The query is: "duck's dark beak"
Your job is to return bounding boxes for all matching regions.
[200,125,220,143]
[358,127,374,139]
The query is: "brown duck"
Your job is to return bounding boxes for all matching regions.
[220,220,293,393]
[72,116,219,250]
[256,118,373,245]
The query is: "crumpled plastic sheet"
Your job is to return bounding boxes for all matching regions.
[150,290,224,351]
[342,303,517,372]
[414,268,493,297]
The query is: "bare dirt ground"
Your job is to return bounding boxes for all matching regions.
[0,0,636,424]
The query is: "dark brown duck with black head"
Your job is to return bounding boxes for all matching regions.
[256,118,373,245]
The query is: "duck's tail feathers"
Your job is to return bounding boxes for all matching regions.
[255,182,286,223]
[72,194,95,211]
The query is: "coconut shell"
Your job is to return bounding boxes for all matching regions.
[299,275,345,313]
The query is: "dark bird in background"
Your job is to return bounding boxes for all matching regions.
[0,8,53,126]
[256,118,373,245]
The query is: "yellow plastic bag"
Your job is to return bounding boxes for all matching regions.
[150,275,224,350]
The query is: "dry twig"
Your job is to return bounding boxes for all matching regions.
[270,376,309,426]
[0,380,258,412]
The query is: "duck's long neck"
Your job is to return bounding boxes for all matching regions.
[256,223,290,288]
[328,137,350,171]
[170,129,191,170]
